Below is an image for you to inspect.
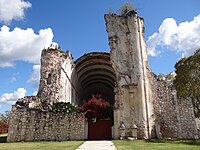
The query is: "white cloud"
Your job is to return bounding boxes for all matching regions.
[0,88,26,105]
[147,15,200,57]
[0,0,31,24]
[32,91,37,96]
[10,77,17,83]
[0,26,53,67]
[27,65,40,88]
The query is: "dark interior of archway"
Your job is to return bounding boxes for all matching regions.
[75,52,115,105]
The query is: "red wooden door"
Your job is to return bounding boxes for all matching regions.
[88,120,112,140]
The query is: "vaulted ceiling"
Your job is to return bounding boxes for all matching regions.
[75,52,116,103]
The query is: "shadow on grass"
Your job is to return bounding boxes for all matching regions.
[0,136,7,143]
[145,139,200,146]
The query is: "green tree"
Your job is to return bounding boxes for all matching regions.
[0,111,10,123]
[118,2,135,16]
[174,49,200,118]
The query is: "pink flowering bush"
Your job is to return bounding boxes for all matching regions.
[79,95,113,120]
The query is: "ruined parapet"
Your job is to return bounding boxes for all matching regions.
[105,11,152,139]
[38,47,74,104]
[16,96,42,109]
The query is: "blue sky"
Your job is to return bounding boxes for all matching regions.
[0,0,200,113]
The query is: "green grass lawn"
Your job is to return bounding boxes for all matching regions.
[1,133,200,150]
[113,139,200,150]
[0,141,83,150]
[0,134,83,150]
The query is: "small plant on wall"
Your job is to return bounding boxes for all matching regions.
[79,95,113,121]
[118,2,135,16]
[51,102,77,113]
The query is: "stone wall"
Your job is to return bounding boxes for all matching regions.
[7,106,85,142]
[155,79,179,138]
[147,69,199,139]
[178,98,199,139]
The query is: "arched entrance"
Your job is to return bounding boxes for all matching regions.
[75,52,116,140]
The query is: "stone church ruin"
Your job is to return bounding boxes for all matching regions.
[7,11,199,142]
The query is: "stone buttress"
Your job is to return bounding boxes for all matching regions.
[105,11,152,139]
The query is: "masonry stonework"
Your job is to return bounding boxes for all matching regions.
[105,11,151,138]
[148,71,198,139]
[7,11,199,142]
[8,106,85,142]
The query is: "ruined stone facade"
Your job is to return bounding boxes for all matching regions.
[8,11,199,142]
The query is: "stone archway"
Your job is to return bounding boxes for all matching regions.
[75,52,116,105]
[75,52,116,140]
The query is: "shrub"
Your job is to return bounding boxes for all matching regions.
[0,122,8,134]
[51,102,77,113]
[118,2,135,16]
[79,95,113,120]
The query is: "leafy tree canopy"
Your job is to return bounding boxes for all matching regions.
[174,49,200,118]
[0,111,10,123]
